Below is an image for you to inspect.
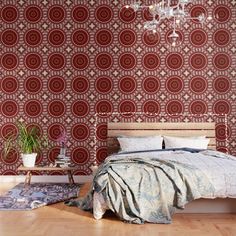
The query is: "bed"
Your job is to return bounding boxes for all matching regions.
[70,122,236,224]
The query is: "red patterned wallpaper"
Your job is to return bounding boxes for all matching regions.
[0,0,235,175]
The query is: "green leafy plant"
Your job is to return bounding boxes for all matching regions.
[4,122,48,158]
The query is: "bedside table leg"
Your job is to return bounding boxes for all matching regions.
[25,171,32,186]
[68,171,75,184]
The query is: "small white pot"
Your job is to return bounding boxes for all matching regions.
[22,153,37,167]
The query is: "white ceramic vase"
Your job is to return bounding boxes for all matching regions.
[22,153,37,167]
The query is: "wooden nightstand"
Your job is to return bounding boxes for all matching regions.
[18,166,78,186]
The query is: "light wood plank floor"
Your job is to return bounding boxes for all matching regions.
[0,182,236,236]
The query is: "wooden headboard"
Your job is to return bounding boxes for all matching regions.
[107,122,216,155]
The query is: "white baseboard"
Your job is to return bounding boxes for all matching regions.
[0,175,93,183]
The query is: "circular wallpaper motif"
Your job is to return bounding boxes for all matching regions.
[166,76,184,94]
[142,77,160,94]
[142,31,160,46]
[119,29,137,46]
[72,29,89,46]
[48,147,60,163]
[72,53,89,70]
[50,170,64,175]
[48,123,65,141]
[1,100,18,117]
[27,123,42,137]
[96,147,107,164]
[0,123,18,140]
[213,29,231,46]
[72,100,89,117]
[48,29,65,46]
[118,100,137,115]
[1,76,19,94]
[72,5,89,22]
[1,5,19,23]
[24,76,42,94]
[1,149,19,165]
[189,76,207,94]
[166,100,184,115]
[95,29,113,46]
[216,124,230,141]
[190,5,206,23]
[72,147,89,165]
[166,53,183,70]
[2,170,17,175]
[24,29,42,46]
[214,5,231,23]
[119,7,136,23]
[213,100,231,114]
[213,76,231,94]
[189,100,207,114]
[95,53,113,70]
[190,53,207,70]
[142,8,153,21]
[143,53,160,70]
[213,53,231,70]
[142,100,160,115]
[72,76,90,94]
[48,53,65,70]
[48,100,66,117]
[95,100,113,115]
[72,123,89,141]
[96,124,107,141]
[95,5,113,23]
[119,76,137,94]
[95,76,113,94]
[48,5,65,23]
[190,29,207,47]
[24,5,42,23]
[119,53,136,70]
[35,151,43,165]
[48,76,66,94]
[1,29,19,46]
[1,53,19,70]
[24,53,42,70]
[73,170,88,176]
[217,147,228,153]
[24,100,42,117]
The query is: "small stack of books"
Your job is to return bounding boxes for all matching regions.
[54,155,72,168]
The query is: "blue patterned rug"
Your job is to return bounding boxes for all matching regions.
[0,183,80,210]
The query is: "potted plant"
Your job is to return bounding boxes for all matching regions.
[4,122,48,167]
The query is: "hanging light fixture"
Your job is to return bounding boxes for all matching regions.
[124,0,211,47]
[168,29,179,47]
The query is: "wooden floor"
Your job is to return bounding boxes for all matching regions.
[0,183,236,236]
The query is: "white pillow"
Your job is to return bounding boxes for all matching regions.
[163,136,209,149]
[118,136,163,153]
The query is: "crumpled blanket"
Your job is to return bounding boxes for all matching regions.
[67,151,215,224]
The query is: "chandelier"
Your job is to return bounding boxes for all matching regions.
[125,0,212,47]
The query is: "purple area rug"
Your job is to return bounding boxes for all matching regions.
[0,183,80,210]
